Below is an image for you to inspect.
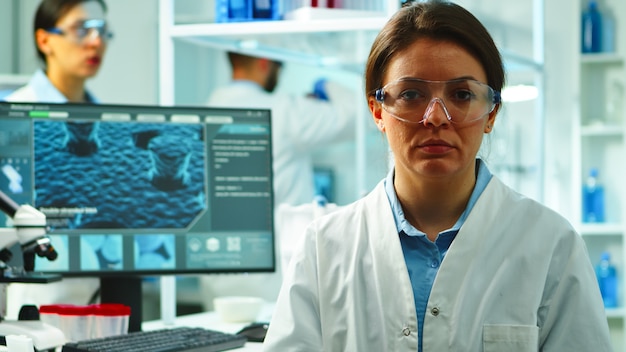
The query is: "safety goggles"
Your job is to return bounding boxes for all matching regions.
[374,78,501,124]
[46,19,113,44]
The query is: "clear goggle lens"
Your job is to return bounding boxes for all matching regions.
[46,19,113,44]
[375,78,501,124]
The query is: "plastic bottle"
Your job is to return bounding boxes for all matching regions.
[606,80,624,124]
[582,168,605,223]
[581,0,602,53]
[596,252,618,308]
[602,9,615,53]
[224,0,249,22]
[252,0,278,20]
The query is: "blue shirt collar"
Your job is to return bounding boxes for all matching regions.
[384,159,493,237]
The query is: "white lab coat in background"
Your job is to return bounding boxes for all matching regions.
[4,69,98,103]
[263,176,612,352]
[207,79,357,207]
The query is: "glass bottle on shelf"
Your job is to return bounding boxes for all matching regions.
[582,167,605,223]
[581,0,603,53]
[596,251,618,308]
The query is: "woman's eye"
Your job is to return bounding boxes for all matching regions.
[399,89,422,101]
[453,90,475,101]
[75,28,88,38]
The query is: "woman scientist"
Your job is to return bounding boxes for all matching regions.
[4,0,110,319]
[4,0,111,102]
[262,1,612,351]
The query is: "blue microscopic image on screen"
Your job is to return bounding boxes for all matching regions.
[33,120,207,231]
[81,234,123,270]
[134,234,176,269]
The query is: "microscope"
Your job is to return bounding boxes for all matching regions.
[0,190,66,351]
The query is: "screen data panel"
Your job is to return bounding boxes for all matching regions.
[0,102,275,276]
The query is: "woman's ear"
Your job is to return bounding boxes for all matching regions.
[484,104,500,133]
[35,28,52,56]
[368,96,385,132]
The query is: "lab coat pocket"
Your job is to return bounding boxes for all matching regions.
[483,324,538,352]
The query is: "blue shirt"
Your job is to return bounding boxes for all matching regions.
[384,159,492,352]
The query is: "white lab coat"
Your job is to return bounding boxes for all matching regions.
[207,80,356,207]
[263,176,612,352]
[3,69,98,103]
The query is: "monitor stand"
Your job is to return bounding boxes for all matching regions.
[0,273,65,351]
[100,276,143,332]
[160,276,177,326]
[100,276,179,332]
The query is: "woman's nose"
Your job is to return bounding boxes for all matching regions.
[83,29,107,46]
[422,98,452,126]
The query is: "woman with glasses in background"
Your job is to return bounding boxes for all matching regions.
[263,1,612,351]
[4,0,111,321]
[4,0,111,103]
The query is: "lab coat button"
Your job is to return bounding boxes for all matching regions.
[431,307,440,316]
[402,327,411,336]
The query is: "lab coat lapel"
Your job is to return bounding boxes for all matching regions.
[421,177,505,350]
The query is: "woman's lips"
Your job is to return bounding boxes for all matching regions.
[418,140,453,153]
[87,57,101,66]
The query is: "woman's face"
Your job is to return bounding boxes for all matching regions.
[368,37,498,183]
[37,1,108,79]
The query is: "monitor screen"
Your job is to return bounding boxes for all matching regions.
[0,101,275,330]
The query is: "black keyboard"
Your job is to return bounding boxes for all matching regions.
[61,326,248,352]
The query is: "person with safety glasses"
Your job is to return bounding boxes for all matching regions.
[263,1,612,351]
[4,0,110,322]
[4,0,111,103]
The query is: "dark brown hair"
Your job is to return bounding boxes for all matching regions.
[364,0,505,98]
[34,0,108,63]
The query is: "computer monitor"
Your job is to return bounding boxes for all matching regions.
[0,101,275,331]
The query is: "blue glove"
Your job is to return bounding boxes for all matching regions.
[312,78,329,101]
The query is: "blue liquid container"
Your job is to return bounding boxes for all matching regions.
[581,0,602,53]
[596,252,618,308]
[228,0,249,21]
[216,0,281,22]
[602,11,615,53]
[252,0,273,19]
[582,168,605,223]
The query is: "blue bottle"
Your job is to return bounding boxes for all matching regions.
[252,0,279,20]
[602,11,615,53]
[596,252,618,308]
[582,168,605,223]
[581,0,603,53]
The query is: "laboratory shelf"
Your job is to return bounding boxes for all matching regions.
[162,1,542,73]
[167,16,389,70]
[168,16,389,37]
[579,223,624,236]
[580,124,624,137]
[606,307,626,319]
[580,53,624,65]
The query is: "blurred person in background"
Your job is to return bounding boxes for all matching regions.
[4,0,112,320]
[4,0,111,103]
[207,51,358,207]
